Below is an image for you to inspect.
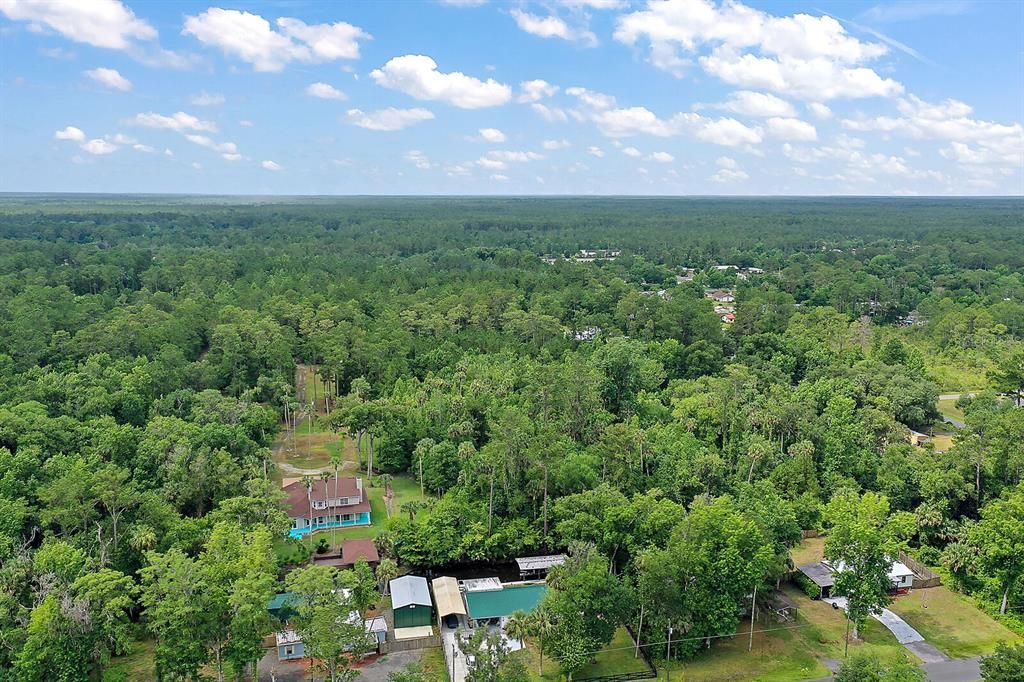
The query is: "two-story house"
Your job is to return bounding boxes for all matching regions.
[284,476,371,539]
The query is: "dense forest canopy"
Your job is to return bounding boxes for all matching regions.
[0,196,1022,681]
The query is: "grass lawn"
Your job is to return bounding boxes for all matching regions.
[889,587,1023,658]
[519,626,651,681]
[103,639,156,681]
[936,399,966,423]
[790,536,825,567]
[420,646,451,682]
[929,433,955,453]
[651,586,912,682]
[664,617,827,682]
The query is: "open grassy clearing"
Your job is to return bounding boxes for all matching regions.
[790,536,825,567]
[419,647,451,682]
[104,638,156,681]
[936,399,966,423]
[519,626,651,681]
[889,586,1022,658]
[928,433,955,453]
[664,615,829,682]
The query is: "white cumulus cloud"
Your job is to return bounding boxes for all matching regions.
[306,82,347,100]
[183,8,369,72]
[55,126,86,142]
[510,9,596,45]
[261,160,281,171]
[614,0,902,101]
[371,55,511,109]
[81,138,117,155]
[765,117,817,141]
[647,151,674,162]
[345,107,435,131]
[0,0,156,50]
[131,111,218,132]
[84,67,131,91]
[518,79,559,102]
[478,128,506,143]
[715,90,796,117]
[542,139,570,150]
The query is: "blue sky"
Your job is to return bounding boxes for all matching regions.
[1,0,1021,195]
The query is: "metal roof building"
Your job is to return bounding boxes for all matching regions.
[431,576,467,618]
[390,575,433,628]
[514,554,567,578]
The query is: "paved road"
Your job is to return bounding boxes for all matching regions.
[907,641,949,664]
[921,656,982,682]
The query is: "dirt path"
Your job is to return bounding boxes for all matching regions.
[271,364,360,483]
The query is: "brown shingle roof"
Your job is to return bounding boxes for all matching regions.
[282,477,370,518]
[310,540,380,568]
[342,538,380,565]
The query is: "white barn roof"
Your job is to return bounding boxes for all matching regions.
[391,575,431,610]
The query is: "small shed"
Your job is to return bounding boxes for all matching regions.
[276,630,304,661]
[391,575,433,628]
[515,554,567,579]
[888,561,915,591]
[432,576,467,619]
[798,562,835,598]
[365,616,388,646]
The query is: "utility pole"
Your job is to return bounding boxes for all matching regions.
[748,584,757,652]
[844,613,851,658]
[666,626,673,682]
[635,604,644,658]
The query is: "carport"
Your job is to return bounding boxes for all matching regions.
[432,576,467,624]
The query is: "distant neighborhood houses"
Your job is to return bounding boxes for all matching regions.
[541,248,621,264]
[711,264,765,280]
[568,325,602,342]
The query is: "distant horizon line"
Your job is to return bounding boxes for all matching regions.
[1,192,1021,200]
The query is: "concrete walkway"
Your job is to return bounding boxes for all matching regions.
[823,597,927,645]
[808,656,981,682]
[441,624,468,682]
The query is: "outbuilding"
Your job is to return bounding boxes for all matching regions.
[391,575,433,628]
[514,554,567,579]
[275,630,304,661]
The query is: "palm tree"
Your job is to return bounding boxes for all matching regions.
[375,557,399,596]
[401,500,424,522]
[301,475,314,536]
[527,605,554,677]
[505,610,529,647]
